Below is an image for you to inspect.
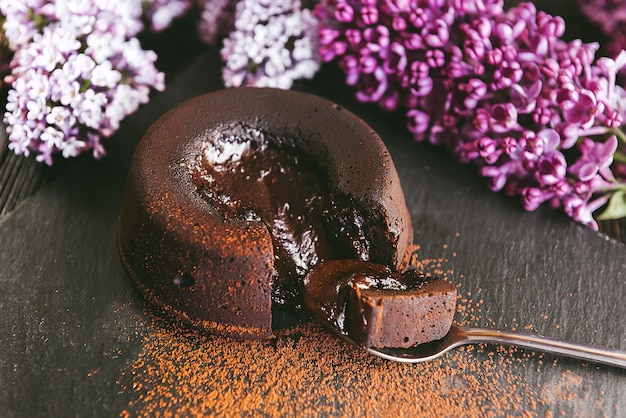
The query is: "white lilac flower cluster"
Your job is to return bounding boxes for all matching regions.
[0,0,166,164]
[0,0,323,164]
[219,0,320,89]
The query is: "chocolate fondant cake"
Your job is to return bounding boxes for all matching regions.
[303,260,456,348]
[117,88,413,339]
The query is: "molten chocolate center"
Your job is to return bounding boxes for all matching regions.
[191,131,381,307]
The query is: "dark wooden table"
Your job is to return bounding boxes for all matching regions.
[1,11,626,417]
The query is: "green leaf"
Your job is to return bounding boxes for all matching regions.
[597,190,626,220]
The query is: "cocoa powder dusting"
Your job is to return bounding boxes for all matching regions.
[117,244,606,417]
[119,321,540,417]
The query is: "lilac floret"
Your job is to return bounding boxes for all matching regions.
[569,136,618,182]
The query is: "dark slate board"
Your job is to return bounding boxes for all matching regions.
[1,51,625,417]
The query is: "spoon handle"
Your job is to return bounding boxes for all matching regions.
[457,326,626,369]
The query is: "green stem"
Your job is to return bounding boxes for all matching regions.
[609,127,626,145]
[597,181,626,193]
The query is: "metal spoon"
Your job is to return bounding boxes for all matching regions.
[344,323,626,368]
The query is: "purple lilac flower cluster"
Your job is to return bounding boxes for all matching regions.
[219,0,320,89]
[576,0,626,60]
[315,0,626,228]
[0,0,166,164]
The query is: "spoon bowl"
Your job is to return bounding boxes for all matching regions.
[340,324,626,368]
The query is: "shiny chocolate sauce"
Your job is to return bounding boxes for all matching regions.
[192,135,376,307]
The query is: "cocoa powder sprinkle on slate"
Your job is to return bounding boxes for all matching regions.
[119,321,542,417]
[116,244,611,417]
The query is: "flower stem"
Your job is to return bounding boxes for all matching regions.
[609,127,626,145]
[598,180,626,193]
